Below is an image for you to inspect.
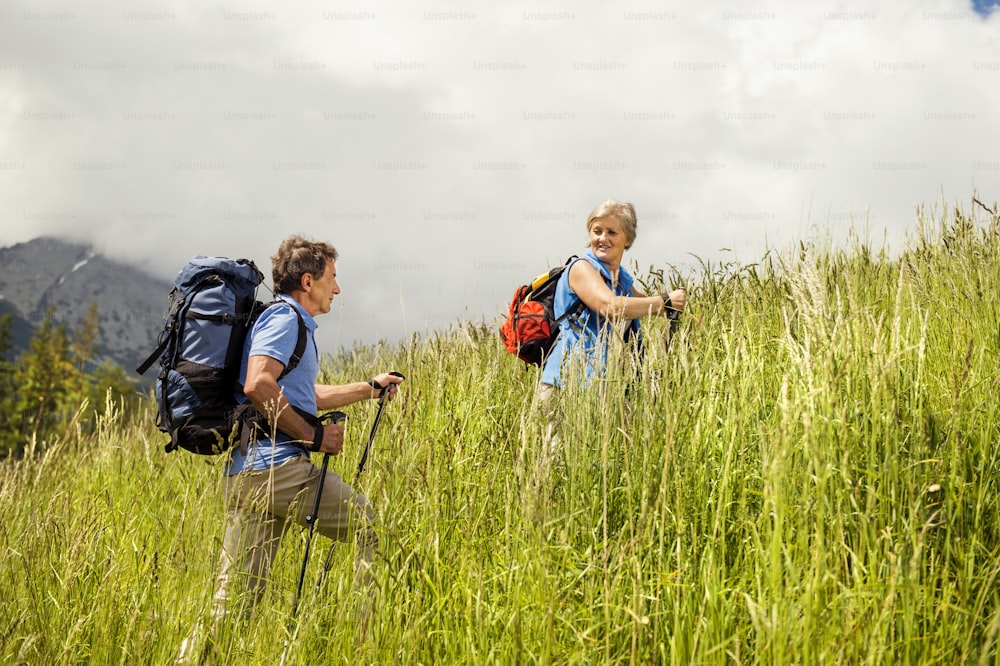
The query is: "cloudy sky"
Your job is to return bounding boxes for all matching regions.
[1,0,998,352]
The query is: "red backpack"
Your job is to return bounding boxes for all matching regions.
[500,256,585,366]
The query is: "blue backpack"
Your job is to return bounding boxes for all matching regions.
[136,256,306,454]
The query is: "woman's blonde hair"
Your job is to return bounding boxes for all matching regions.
[586,199,637,249]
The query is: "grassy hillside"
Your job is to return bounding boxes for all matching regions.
[2,202,999,665]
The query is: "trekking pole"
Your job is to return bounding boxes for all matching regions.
[665,306,681,354]
[290,409,347,619]
[316,371,405,587]
[355,371,405,484]
[664,286,686,355]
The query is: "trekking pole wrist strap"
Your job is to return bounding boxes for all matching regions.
[661,292,681,321]
[310,424,324,452]
[367,371,403,398]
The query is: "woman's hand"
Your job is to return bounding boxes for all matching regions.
[662,288,686,316]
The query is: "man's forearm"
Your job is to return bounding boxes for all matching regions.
[247,383,314,442]
[315,381,375,411]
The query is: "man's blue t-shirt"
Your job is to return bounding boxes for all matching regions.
[226,295,319,475]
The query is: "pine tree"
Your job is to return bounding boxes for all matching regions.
[85,360,140,421]
[0,314,18,456]
[72,301,101,408]
[69,302,141,427]
[16,307,74,444]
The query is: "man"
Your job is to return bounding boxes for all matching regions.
[179,235,402,661]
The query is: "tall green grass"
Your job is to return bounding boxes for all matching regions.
[2,202,999,664]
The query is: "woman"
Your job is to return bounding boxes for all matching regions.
[539,198,686,395]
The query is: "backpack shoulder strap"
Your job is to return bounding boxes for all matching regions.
[136,337,168,375]
[262,299,308,380]
[554,255,586,324]
[280,305,308,379]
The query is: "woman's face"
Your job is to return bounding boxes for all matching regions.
[588,215,627,266]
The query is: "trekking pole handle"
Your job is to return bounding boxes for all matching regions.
[318,411,348,426]
[368,371,405,400]
[309,411,347,453]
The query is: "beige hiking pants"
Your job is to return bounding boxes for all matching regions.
[210,453,377,619]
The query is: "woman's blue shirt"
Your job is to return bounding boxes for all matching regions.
[540,250,640,387]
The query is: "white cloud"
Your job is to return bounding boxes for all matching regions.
[1,0,998,351]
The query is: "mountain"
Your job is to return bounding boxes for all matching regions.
[0,237,171,375]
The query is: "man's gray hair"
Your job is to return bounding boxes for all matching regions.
[272,235,338,294]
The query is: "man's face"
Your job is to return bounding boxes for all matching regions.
[304,258,340,316]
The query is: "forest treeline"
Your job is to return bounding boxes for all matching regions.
[0,302,139,457]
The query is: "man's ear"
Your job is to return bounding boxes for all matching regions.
[300,273,313,291]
